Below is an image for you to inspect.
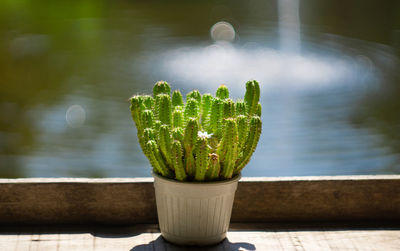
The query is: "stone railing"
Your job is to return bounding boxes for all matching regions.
[0,175,399,225]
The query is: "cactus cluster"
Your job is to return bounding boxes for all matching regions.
[130,80,262,181]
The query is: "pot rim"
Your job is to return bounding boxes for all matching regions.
[152,172,241,186]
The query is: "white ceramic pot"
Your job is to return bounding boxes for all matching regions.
[153,173,241,246]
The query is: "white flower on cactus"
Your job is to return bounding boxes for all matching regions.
[198,131,213,139]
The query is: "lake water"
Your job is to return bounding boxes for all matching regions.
[0,0,399,178]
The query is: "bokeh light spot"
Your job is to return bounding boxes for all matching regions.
[210,21,235,42]
[66,105,86,128]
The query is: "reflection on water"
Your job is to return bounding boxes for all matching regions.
[278,0,301,53]
[157,43,368,90]
[0,0,399,177]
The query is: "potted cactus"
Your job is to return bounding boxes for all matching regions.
[129,80,262,246]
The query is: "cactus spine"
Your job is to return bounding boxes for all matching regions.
[129,80,262,181]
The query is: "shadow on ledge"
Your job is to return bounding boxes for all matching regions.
[131,236,256,251]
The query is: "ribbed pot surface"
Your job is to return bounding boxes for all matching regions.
[153,173,240,246]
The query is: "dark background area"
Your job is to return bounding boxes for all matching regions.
[0,0,399,178]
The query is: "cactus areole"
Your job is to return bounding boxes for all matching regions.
[130,80,262,182]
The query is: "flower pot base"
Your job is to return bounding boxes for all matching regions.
[161,232,226,246]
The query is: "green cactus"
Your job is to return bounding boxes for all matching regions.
[156,94,172,126]
[244,80,260,115]
[194,135,209,181]
[256,103,262,117]
[205,153,220,180]
[172,127,184,141]
[218,118,239,179]
[201,93,213,127]
[183,118,198,178]
[153,80,171,96]
[222,98,235,119]
[216,85,229,99]
[153,82,170,119]
[172,90,184,107]
[141,110,154,129]
[143,128,155,142]
[158,124,173,169]
[208,97,223,138]
[143,95,155,110]
[172,106,184,128]
[130,95,143,129]
[235,115,262,174]
[129,80,262,181]
[184,98,200,124]
[236,115,248,150]
[235,99,246,116]
[187,90,202,104]
[146,140,173,178]
[153,120,161,132]
[172,140,186,181]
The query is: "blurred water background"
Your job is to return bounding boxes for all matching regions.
[0,0,399,178]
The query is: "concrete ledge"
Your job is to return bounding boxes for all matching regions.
[0,175,399,225]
